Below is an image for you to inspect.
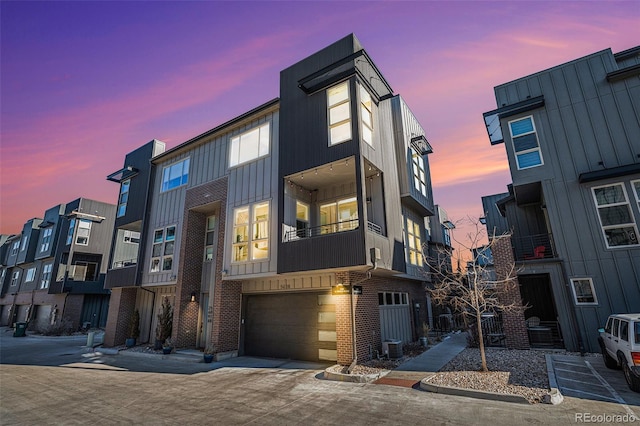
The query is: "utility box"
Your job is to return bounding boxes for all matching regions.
[382,340,403,359]
[13,322,27,337]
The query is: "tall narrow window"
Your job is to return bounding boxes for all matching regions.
[592,183,639,248]
[117,179,130,217]
[360,85,373,146]
[40,264,52,289]
[509,116,543,169]
[66,219,76,245]
[150,226,176,272]
[11,271,19,286]
[75,220,92,245]
[570,278,597,305]
[229,123,270,167]
[232,203,270,262]
[161,158,190,192]
[11,241,19,255]
[204,216,216,261]
[232,207,250,262]
[296,201,309,238]
[21,236,28,251]
[411,147,427,197]
[252,203,269,260]
[327,82,351,145]
[406,218,423,267]
[40,228,53,252]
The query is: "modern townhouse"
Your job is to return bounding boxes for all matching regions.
[481,45,640,352]
[0,198,116,330]
[103,34,444,364]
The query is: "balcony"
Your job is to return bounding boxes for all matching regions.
[512,234,557,261]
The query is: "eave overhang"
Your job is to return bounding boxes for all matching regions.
[579,163,640,183]
[483,96,545,145]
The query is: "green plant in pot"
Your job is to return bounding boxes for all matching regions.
[203,344,216,363]
[162,337,173,355]
[419,322,430,347]
[155,297,173,350]
[125,309,140,348]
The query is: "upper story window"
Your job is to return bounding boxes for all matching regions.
[11,271,19,286]
[232,202,269,262]
[320,197,358,234]
[151,225,176,273]
[40,264,52,289]
[204,216,216,261]
[327,81,351,145]
[76,220,92,246]
[406,218,423,267]
[67,219,75,245]
[509,116,543,170]
[21,235,28,251]
[123,230,140,244]
[592,183,639,248]
[117,179,130,217]
[40,228,53,252]
[11,241,19,256]
[25,267,36,282]
[411,148,427,197]
[161,158,190,192]
[570,278,597,305]
[360,85,373,146]
[229,123,270,167]
[296,201,310,238]
[632,180,640,210]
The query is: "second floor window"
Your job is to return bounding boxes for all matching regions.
[117,179,130,217]
[40,228,53,252]
[592,183,639,248]
[232,202,269,262]
[406,218,423,267]
[161,158,190,192]
[11,241,19,255]
[509,116,543,170]
[40,264,52,289]
[204,216,215,261]
[11,271,19,286]
[229,123,270,167]
[320,197,358,234]
[360,85,373,146]
[25,267,36,282]
[151,225,176,272]
[411,148,427,197]
[328,81,351,145]
[76,220,92,246]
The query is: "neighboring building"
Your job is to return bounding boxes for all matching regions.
[103,34,442,364]
[481,46,640,352]
[0,198,116,331]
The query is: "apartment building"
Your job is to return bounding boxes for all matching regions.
[0,198,116,330]
[481,46,640,352]
[103,34,444,364]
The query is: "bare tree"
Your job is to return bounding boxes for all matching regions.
[425,217,522,372]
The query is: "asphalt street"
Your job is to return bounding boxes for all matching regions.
[1,328,638,425]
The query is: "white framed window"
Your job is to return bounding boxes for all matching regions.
[327,81,351,145]
[150,225,176,272]
[229,123,270,167]
[509,116,543,170]
[75,220,92,246]
[204,215,215,261]
[123,230,140,244]
[40,264,52,289]
[378,292,409,306]
[117,179,130,217]
[11,241,19,255]
[411,147,427,197]
[11,271,19,286]
[406,218,423,267]
[592,183,639,248]
[25,267,36,282]
[232,202,270,262]
[632,180,640,210]
[320,197,358,234]
[40,228,53,252]
[161,158,190,192]
[21,236,28,251]
[570,278,598,305]
[359,84,373,146]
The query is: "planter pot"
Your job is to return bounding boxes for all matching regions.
[203,354,214,363]
[125,338,136,348]
[162,347,172,355]
[419,337,428,347]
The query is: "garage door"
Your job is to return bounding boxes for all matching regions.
[244,292,336,362]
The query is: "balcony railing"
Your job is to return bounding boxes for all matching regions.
[512,234,557,261]
[283,219,359,242]
[111,258,138,269]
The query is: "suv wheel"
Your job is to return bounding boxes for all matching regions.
[620,355,640,392]
[600,341,619,369]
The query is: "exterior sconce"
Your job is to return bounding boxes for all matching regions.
[190,292,196,302]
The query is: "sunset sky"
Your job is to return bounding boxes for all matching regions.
[1,1,638,253]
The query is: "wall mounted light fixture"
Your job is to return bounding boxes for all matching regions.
[190,292,196,302]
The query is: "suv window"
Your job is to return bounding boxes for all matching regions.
[613,319,620,337]
[620,320,629,342]
[605,317,612,333]
[635,322,640,344]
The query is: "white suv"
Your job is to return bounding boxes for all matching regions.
[598,313,640,392]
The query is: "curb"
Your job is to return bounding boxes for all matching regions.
[544,354,564,405]
[420,376,530,404]
[93,346,205,363]
[324,367,390,383]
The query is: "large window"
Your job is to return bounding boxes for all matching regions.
[327,81,351,145]
[406,218,423,267]
[25,267,36,282]
[296,201,309,238]
[117,179,130,217]
[204,216,215,261]
[320,197,358,234]
[40,264,52,289]
[161,158,190,192]
[40,228,52,252]
[360,84,373,146]
[229,123,270,167]
[75,220,92,246]
[411,147,427,197]
[592,183,639,248]
[509,116,543,170]
[150,225,176,272]
[570,278,598,305]
[232,202,269,262]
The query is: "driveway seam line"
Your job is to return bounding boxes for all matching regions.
[584,360,638,418]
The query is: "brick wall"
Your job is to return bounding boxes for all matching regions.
[103,287,137,347]
[492,235,529,349]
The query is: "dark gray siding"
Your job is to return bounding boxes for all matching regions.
[481,193,510,236]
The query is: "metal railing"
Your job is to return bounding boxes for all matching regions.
[512,233,557,261]
[367,221,382,235]
[111,258,138,269]
[283,219,359,242]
